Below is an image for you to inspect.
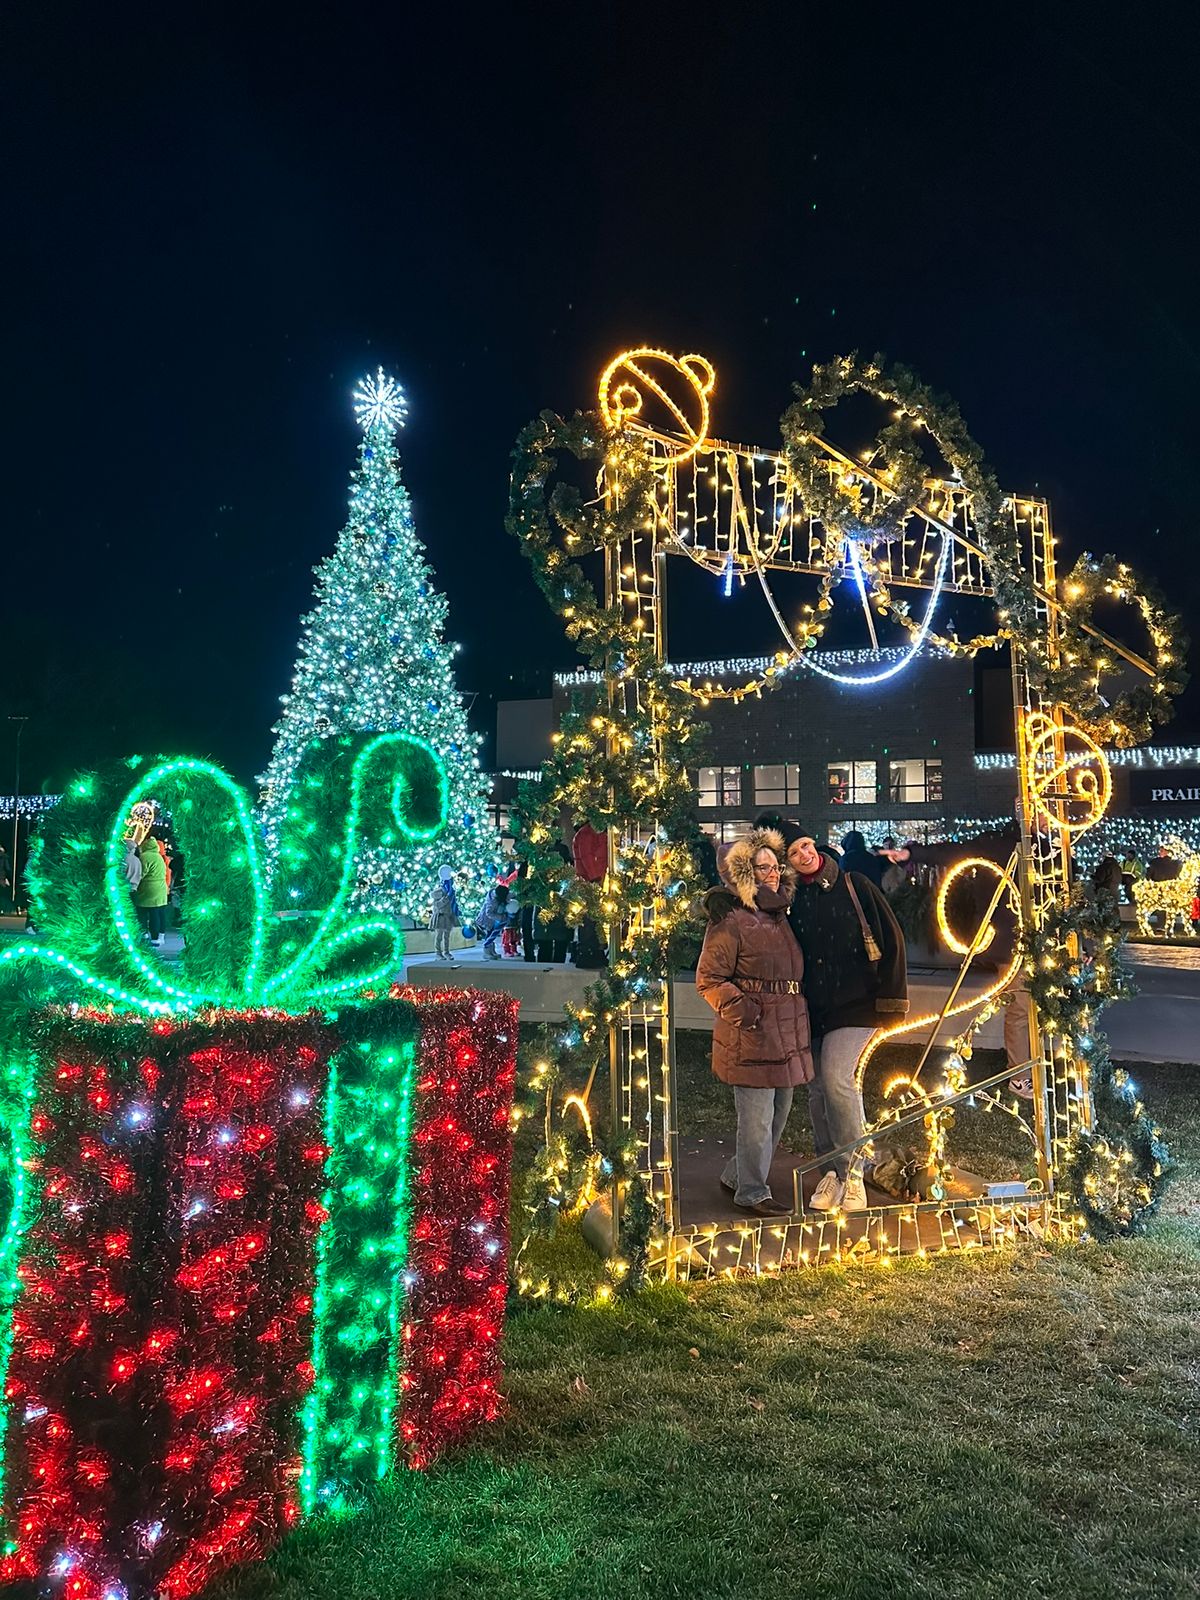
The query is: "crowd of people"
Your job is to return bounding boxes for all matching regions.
[427,820,612,970]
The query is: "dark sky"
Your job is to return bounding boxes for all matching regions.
[5,6,1200,791]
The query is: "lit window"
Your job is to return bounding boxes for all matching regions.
[826,761,877,806]
[888,758,943,804]
[754,763,800,808]
[697,766,742,807]
[828,817,943,848]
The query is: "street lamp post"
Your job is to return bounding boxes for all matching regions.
[9,717,28,911]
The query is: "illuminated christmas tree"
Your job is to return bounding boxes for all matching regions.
[259,368,497,919]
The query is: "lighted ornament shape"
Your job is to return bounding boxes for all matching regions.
[6,731,449,1014]
[598,347,715,463]
[1024,712,1112,837]
[353,366,409,434]
[122,799,156,845]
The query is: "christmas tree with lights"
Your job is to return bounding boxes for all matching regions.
[259,368,497,920]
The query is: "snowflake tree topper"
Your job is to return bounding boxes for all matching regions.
[353,367,409,434]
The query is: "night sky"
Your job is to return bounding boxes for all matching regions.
[6,8,1200,792]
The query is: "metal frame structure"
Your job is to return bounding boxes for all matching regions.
[593,350,1130,1280]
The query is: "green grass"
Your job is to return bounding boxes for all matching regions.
[212,1059,1200,1600]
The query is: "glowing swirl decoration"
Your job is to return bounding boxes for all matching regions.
[1023,711,1112,838]
[856,852,1023,1088]
[598,348,715,464]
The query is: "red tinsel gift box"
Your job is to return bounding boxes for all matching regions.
[0,988,517,1600]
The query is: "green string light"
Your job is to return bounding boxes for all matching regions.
[299,1028,419,1514]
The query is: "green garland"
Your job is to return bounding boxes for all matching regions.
[781,354,1184,747]
[1024,886,1171,1235]
[782,354,997,551]
[506,414,716,1286]
[1041,554,1189,748]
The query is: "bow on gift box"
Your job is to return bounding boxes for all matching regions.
[3,730,449,1014]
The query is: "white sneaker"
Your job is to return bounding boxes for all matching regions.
[809,1171,843,1212]
[841,1173,868,1213]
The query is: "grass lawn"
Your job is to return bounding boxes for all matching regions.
[213,1058,1200,1600]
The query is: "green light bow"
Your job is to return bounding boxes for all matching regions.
[4,731,449,1015]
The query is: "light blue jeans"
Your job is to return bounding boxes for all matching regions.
[808,1026,875,1180]
[721,1085,794,1206]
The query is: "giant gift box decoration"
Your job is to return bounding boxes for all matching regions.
[0,733,517,1598]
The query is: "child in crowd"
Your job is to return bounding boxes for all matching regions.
[429,865,460,964]
[476,881,510,960]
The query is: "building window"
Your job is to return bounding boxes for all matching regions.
[827,760,877,806]
[700,818,753,844]
[888,758,943,804]
[828,817,943,849]
[698,766,742,807]
[754,762,800,808]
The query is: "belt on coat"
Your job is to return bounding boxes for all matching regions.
[738,978,801,994]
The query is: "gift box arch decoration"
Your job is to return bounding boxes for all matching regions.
[508,346,1181,1282]
[0,729,518,1597]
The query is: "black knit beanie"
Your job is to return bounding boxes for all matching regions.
[754,815,809,851]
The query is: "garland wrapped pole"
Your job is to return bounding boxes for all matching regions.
[507,347,1185,1287]
[0,732,517,1597]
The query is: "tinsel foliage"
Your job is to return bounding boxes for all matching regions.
[12,732,448,1014]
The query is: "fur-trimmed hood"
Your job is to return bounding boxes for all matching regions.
[721,828,796,909]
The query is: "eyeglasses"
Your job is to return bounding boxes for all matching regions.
[752,859,781,875]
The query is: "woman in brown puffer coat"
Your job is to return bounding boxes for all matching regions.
[696,827,813,1217]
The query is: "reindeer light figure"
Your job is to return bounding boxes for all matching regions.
[1133,835,1200,938]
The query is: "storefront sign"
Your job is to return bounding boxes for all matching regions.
[1130,768,1200,808]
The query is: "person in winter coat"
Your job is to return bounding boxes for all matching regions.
[696,828,814,1218]
[429,865,460,964]
[837,829,888,889]
[1119,848,1143,905]
[476,881,510,960]
[1147,844,1182,883]
[572,821,608,968]
[497,864,522,957]
[122,838,143,891]
[1091,855,1123,907]
[134,828,169,946]
[776,822,908,1214]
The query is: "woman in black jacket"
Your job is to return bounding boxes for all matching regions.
[775,822,908,1215]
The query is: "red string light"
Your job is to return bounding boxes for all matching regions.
[0,991,518,1596]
